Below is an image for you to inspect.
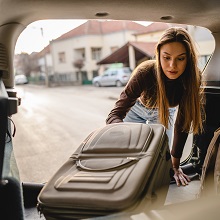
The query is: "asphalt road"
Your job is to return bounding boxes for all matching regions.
[12,84,123,183]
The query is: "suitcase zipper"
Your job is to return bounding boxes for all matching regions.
[75,152,154,172]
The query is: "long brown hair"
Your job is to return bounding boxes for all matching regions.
[155,27,205,134]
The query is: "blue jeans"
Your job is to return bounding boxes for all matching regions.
[123,100,176,149]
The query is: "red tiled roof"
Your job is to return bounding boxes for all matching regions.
[129,41,156,57]
[134,22,187,35]
[54,20,149,41]
[37,45,50,58]
[134,22,170,35]
[97,41,157,64]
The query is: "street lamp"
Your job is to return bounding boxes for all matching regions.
[28,25,50,87]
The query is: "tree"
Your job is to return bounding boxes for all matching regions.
[14,52,40,77]
[73,59,84,81]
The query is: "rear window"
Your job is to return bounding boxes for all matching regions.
[123,68,132,74]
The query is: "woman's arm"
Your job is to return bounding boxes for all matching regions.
[171,106,191,186]
[106,61,153,124]
[106,90,137,124]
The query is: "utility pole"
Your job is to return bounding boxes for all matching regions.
[40,27,49,87]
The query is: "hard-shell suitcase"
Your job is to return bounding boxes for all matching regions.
[37,122,172,220]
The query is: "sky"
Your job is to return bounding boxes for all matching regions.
[15,19,87,54]
[15,19,151,55]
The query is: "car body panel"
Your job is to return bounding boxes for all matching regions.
[92,67,131,87]
[0,0,220,220]
[15,75,28,85]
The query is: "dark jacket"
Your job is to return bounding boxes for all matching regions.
[106,60,188,158]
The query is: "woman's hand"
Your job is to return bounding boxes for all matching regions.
[173,167,191,186]
[171,156,191,186]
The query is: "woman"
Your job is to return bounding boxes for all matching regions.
[106,27,205,186]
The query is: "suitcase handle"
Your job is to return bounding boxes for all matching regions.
[76,157,140,172]
[75,152,154,172]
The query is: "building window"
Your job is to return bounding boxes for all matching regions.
[91,48,101,61]
[58,52,66,63]
[74,48,85,60]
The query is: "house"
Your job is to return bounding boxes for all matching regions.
[48,20,150,84]
[134,22,170,42]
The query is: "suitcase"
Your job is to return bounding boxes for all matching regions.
[37,122,172,220]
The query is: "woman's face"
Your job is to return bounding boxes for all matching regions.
[160,42,187,80]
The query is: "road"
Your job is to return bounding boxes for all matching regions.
[12,84,123,183]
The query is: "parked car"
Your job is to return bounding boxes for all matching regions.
[15,74,28,85]
[92,67,131,87]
